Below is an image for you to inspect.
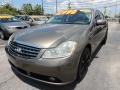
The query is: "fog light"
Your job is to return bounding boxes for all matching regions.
[49,77,56,81]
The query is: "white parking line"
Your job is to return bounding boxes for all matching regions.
[0,44,5,48]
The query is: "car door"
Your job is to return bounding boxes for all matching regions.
[89,10,104,52]
[98,11,107,41]
[24,16,30,24]
[94,11,105,46]
[19,16,29,24]
[25,16,33,26]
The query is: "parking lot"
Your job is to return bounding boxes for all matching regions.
[0,22,120,90]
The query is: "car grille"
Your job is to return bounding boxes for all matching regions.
[8,41,40,59]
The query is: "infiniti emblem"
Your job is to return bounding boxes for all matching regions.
[15,47,22,53]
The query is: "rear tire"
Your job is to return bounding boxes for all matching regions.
[77,47,91,82]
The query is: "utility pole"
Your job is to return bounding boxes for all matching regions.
[115,0,117,17]
[41,0,44,15]
[68,0,71,9]
[56,0,58,13]
[104,7,107,16]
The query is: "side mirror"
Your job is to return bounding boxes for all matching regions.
[29,19,33,22]
[96,19,106,25]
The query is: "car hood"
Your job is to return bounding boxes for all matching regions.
[2,22,29,28]
[13,24,89,48]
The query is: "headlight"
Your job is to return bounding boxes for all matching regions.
[7,34,14,45]
[7,36,12,45]
[42,41,77,58]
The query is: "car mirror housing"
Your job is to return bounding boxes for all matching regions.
[96,19,106,25]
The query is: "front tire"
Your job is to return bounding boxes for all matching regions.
[77,47,91,82]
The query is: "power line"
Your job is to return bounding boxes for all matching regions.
[56,0,58,13]
[71,0,120,4]
[97,2,120,8]
[43,1,120,7]
[43,0,120,14]
[71,1,120,6]
[68,0,71,9]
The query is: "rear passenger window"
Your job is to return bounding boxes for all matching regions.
[20,17,25,20]
[26,17,32,21]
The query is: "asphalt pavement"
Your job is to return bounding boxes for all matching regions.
[0,22,120,90]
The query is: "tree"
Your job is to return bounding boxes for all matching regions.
[33,4,42,15]
[0,4,18,15]
[0,3,44,15]
[22,4,33,15]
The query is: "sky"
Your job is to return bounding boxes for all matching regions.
[0,0,120,16]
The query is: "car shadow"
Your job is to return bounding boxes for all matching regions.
[90,44,103,62]
[11,44,103,90]
[12,68,78,90]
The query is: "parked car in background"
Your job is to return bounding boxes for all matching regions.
[6,8,108,85]
[0,15,30,40]
[16,15,48,26]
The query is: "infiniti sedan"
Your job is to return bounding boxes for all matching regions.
[5,8,108,85]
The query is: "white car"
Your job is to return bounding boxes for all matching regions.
[16,15,48,26]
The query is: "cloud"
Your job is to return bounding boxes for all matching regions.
[0,0,11,5]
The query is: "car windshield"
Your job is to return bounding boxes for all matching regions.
[47,10,92,25]
[0,17,20,23]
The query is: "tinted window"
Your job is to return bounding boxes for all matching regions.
[20,17,25,20]
[0,17,20,23]
[47,10,92,25]
[26,17,31,21]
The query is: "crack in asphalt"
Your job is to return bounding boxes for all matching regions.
[0,76,15,87]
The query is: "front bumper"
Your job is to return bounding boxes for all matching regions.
[5,46,79,85]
